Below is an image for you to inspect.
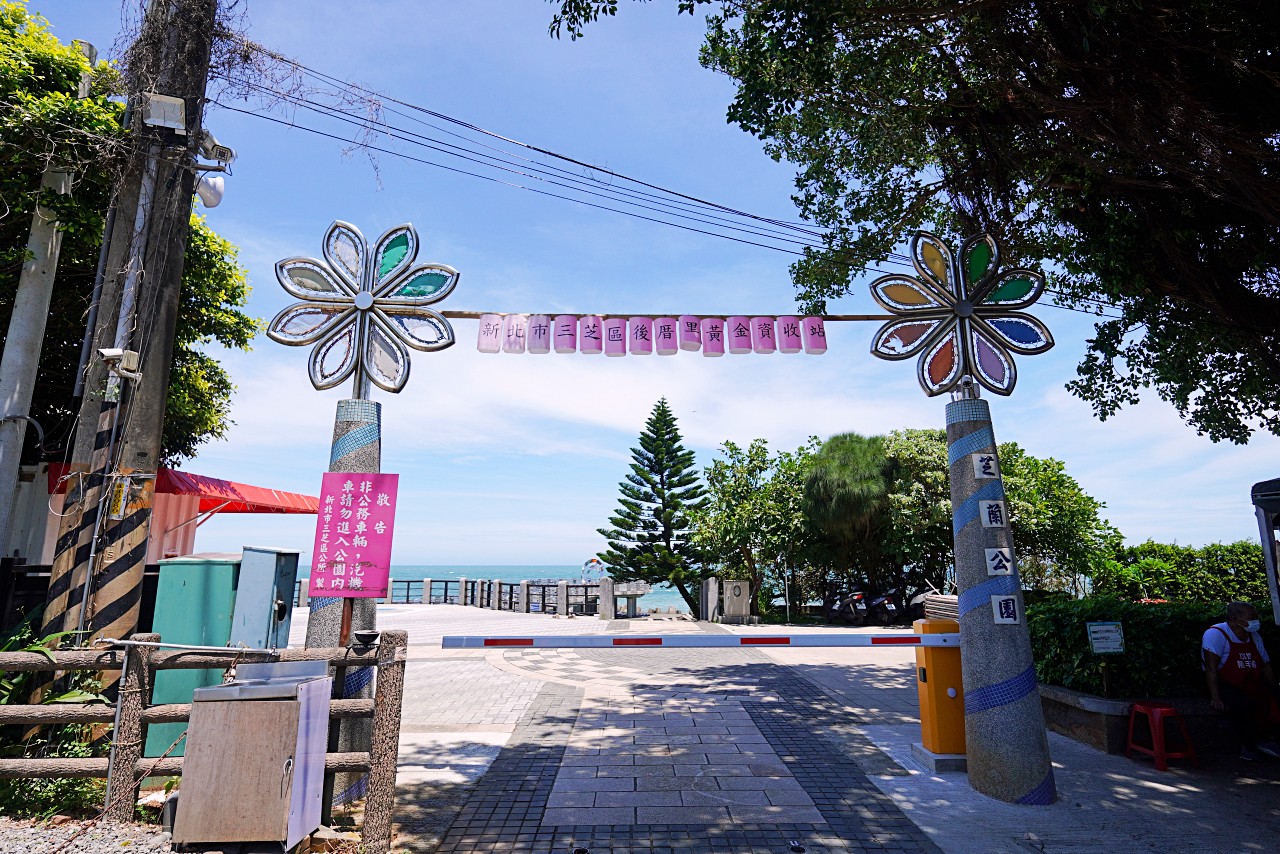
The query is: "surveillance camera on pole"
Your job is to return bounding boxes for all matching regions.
[97,347,142,382]
[193,129,233,207]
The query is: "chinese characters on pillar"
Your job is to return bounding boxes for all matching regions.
[972,450,1021,623]
[985,547,1014,575]
[475,315,827,357]
[972,454,999,479]
[991,595,1021,624]
[310,471,399,598]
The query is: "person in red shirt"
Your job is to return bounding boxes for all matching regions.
[1202,602,1280,760]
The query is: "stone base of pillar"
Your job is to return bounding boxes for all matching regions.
[911,743,967,774]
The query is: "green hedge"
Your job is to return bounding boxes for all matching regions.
[1026,596,1277,698]
[1093,540,1269,602]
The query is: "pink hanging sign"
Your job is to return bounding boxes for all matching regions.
[802,316,828,354]
[527,315,551,353]
[727,316,752,354]
[777,316,803,353]
[702,317,725,356]
[310,472,399,599]
[629,317,654,355]
[654,317,678,355]
[580,315,603,354]
[679,315,702,351]
[604,317,627,356]
[476,314,502,353]
[554,315,578,353]
[752,317,776,354]
[502,314,527,353]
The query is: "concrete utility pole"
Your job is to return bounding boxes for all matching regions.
[0,44,95,562]
[43,0,219,651]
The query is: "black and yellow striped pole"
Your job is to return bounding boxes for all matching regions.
[41,0,218,687]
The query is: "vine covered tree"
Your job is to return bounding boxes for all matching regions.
[551,0,1280,443]
[598,398,708,610]
[0,2,257,466]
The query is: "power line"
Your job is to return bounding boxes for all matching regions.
[212,47,1132,321]
[227,81,837,250]
[227,41,832,236]
[214,102,908,267]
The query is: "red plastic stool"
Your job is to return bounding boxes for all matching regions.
[1126,701,1199,771]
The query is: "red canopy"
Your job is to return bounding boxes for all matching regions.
[48,464,317,515]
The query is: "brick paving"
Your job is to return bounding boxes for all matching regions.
[371,606,1280,853]
[414,619,939,853]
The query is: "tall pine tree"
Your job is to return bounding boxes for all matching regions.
[598,398,707,611]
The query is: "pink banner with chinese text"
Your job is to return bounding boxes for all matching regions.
[309,472,398,598]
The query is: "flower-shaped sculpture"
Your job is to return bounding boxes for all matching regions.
[267,221,458,396]
[869,231,1053,396]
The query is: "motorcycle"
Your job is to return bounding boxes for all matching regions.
[868,587,931,626]
[827,590,870,626]
[866,588,901,626]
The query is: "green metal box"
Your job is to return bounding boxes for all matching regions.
[145,553,240,756]
[143,548,300,756]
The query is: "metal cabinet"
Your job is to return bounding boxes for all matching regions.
[173,661,331,850]
[232,546,300,649]
[722,579,752,624]
[145,547,300,756]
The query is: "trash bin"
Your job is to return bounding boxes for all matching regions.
[172,660,331,850]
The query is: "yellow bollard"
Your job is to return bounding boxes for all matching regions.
[915,617,966,755]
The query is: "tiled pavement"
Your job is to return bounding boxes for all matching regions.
[385,609,940,853]
[306,606,1280,853]
[430,667,938,853]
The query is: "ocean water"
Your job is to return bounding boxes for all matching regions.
[300,564,689,612]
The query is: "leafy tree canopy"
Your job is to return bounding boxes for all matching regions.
[798,427,1119,598]
[0,1,257,465]
[598,398,708,610]
[551,0,1280,443]
[692,436,821,616]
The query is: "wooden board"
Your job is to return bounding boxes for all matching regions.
[173,699,299,844]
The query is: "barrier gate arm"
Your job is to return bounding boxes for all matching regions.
[441,633,961,649]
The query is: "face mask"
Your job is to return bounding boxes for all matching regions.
[1245,619,1262,633]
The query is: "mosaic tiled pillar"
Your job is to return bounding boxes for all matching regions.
[307,398,380,805]
[946,397,1055,805]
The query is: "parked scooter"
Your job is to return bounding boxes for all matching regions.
[866,588,901,626]
[827,590,870,626]
[868,587,931,626]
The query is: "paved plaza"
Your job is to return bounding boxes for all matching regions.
[292,606,1280,853]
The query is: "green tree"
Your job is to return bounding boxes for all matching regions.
[693,437,821,617]
[802,432,892,597]
[0,2,257,465]
[598,398,708,610]
[881,429,1120,595]
[552,0,1280,444]
[998,443,1122,595]
[880,428,955,597]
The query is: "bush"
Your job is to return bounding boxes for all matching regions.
[0,732,106,818]
[1094,540,1269,602]
[1027,596,1277,698]
[1,613,112,818]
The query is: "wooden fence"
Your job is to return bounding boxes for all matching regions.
[0,630,407,854]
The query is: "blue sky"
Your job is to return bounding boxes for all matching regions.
[35,1,1280,564]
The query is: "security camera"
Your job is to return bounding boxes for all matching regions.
[198,129,236,166]
[98,348,141,380]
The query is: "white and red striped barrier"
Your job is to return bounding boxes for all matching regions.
[440,633,959,649]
